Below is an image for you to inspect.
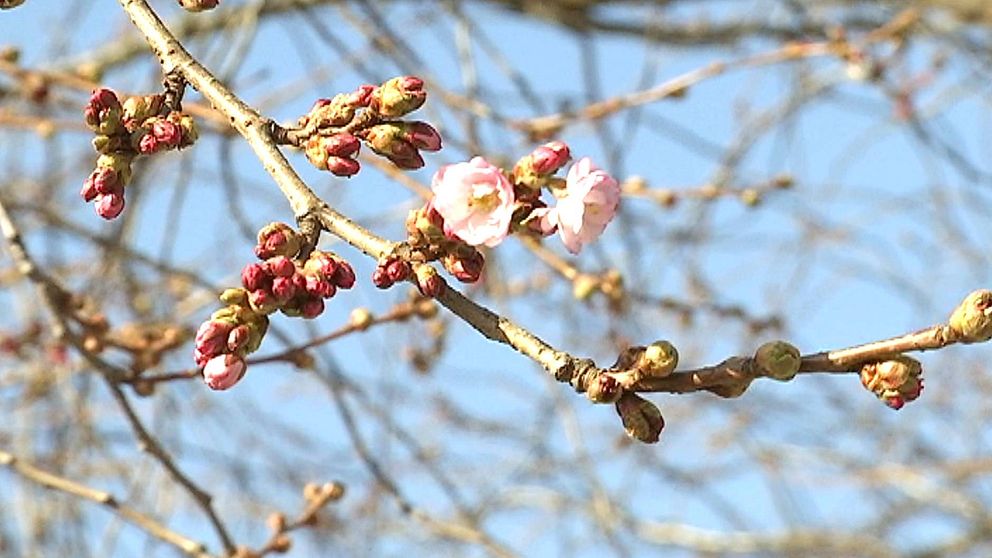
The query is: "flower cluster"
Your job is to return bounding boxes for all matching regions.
[297,77,441,177]
[81,89,197,219]
[194,223,355,390]
[395,142,618,289]
[860,355,924,410]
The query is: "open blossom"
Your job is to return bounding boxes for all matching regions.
[431,157,515,247]
[537,157,619,254]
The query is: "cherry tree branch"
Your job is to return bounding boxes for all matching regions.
[0,449,215,558]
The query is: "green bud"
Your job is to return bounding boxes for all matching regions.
[753,340,801,381]
[948,289,992,343]
[219,287,249,306]
[638,340,678,378]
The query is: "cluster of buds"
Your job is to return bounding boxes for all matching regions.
[860,355,924,410]
[403,202,486,285]
[296,77,441,176]
[194,290,268,390]
[178,0,218,11]
[240,227,355,319]
[81,88,197,219]
[194,223,355,390]
[304,133,361,177]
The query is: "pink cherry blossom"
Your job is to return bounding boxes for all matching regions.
[541,157,619,254]
[430,157,515,247]
[202,353,246,391]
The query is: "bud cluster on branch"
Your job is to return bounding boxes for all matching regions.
[194,223,355,390]
[80,88,197,219]
[286,76,440,177]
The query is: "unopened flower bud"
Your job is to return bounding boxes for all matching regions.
[305,275,336,298]
[94,193,125,220]
[324,133,360,157]
[513,141,571,187]
[203,354,246,391]
[1,0,27,9]
[267,512,287,533]
[371,76,426,117]
[248,289,278,314]
[350,308,374,330]
[948,289,992,343]
[615,393,664,443]
[414,265,445,298]
[271,276,298,302]
[299,296,325,319]
[333,260,356,289]
[360,124,425,170]
[860,355,923,410]
[178,0,219,11]
[753,340,801,381]
[265,256,297,278]
[638,340,678,378]
[220,287,249,306]
[372,265,393,289]
[83,88,123,135]
[226,324,249,352]
[242,263,271,292]
[121,94,163,125]
[194,320,233,364]
[587,373,622,404]
[254,222,303,260]
[442,251,484,283]
[327,156,361,177]
[385,258,411,283]
[399,121,442,151]
[150,117,182,150]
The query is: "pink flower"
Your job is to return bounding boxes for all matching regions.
[431,157,515,247]
[540,157,619,254]
[203,354,246,391]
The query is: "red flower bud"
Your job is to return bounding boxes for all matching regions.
[305,276,337,298]
[94,193,125,220]
[443,251,484,283]
[241,263,271,292]
[402,122,442,152]
[415,266,445,298]
[385,258,411,283]
[372,266,393,289]
[333,260,356,289]
[530,141,570,174]
[327,156,361,177]
[265,256,296,278]
[324,133,360,158]
[300,296,325,319]
[151,118,182,150]
[195,320,233,363]
[271,275,298,302]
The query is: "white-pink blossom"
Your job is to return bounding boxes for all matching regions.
[539,157,619,254]
[430,157,515,247]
